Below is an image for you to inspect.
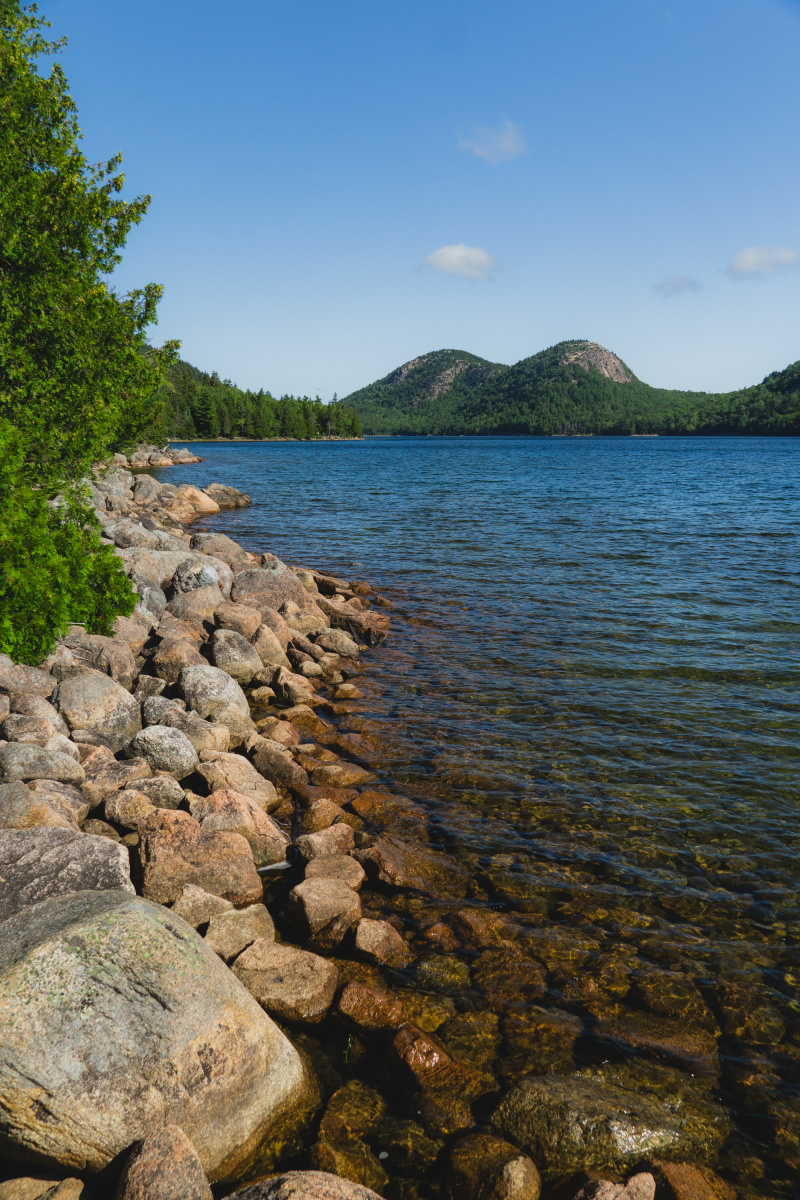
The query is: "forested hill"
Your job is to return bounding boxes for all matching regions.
[159,360,362,440]
[344,341,800,436]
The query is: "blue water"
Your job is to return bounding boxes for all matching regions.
[157,437,800,1189]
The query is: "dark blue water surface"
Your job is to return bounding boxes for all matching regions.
[158,437,800,1190]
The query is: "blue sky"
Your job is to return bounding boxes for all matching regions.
[45,0,800,397]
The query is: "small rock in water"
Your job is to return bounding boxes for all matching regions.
[295,823,355,861]
[285,878,362,952]
[305,855,365,891]
[446,1132,542,1200]
[226,1170,384,1199]
[335,982,404,1031]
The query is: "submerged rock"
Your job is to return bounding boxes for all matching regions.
[0,891,312,1183]
[491,1067,729,1179]
[446,1132,542,1200]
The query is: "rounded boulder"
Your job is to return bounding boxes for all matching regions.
[125,726,199,780]
[0,891,314,1183]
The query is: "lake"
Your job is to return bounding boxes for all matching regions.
[157,435,800,1194]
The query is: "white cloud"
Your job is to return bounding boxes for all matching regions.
[726,245,798,279]
[458,119,526,165]
[653,275,703,298]
[423,243,498,281]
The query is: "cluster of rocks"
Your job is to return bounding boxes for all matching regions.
[110,444,203,470]
[0,463,746,1200]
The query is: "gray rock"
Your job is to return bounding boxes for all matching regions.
[228,1171,383,1199]
[104,790,156,830]
[0,780,77,831]
[9,695,68,734]
[142,696,182,726]
[59,630,137,690]
[171,883,233,929]
[491,1069,729,1179]
[114,1124,213,1200]
[248,736,309,793]
[134,775,185,809]
[0,890,313,1183]
[295,824,355,861]
[27,779,90,825]
[173,560,220,593]
[0,827,133,921]
[53,673,141,752]
[131,573,167,622]
[195,752,279,813]
[256,607,293,651]
[250,624,291,670]
[286,878,361,952]
[119,549,233,598]
[0,743,85,787]
[316,629,360,658]
[160,708,230,755]
[190,532,249,564]
[0,654,55,698]
[305,856,365,891]
[44,733,81,762]
[179,664,250,719]
[204,903,275,962]
[233,938,339,1024]
[278,601,329,638]
[211,629,263,685]
[133,674,168,699]
[125,726,199,780]
[131,474,163,503]
[1,714,60,745]
[231,559,316,616]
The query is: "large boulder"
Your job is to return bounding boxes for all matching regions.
[160,708,230,756]
[251,625,291,670]
[231,560,316,616]
[0,827,133,921]
[211,629,263,685]
[491,1068,729,1179]
[194,752,279,812]
[0,890,313,1183]
[188,790,289,867]
[177,484,221,516]
[179,664,250,720]
[0,743,85,788]
[134,809,263,905]
[0,781,77,831]
[190,532,250,564]
[124,726,199,780]
[119,550,233,598]
[152,639,206,684]
[0,655,54,698]
[58,631,136,691]
[52,674,141,752]
[202,483,251,509]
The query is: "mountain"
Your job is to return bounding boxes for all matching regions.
[344,341,800,436]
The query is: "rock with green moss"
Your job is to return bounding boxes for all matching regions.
[0,890,314,1184]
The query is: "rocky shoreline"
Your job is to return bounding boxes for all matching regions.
[0,460,748,1200]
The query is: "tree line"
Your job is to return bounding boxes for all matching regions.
[159,360,362,441]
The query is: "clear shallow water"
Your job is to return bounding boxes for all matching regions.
[158,437,800,1192]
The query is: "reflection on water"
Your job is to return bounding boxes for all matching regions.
[157,436,800,1194]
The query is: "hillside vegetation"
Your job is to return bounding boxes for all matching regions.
[159,360,362,440]
[344,341,800,436]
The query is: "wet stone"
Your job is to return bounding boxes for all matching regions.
[499,1007,583,1086]
[471,947,547,1010]
[394,990,456,1033]
[336,982,405,1031]
[632,968,719,1033]
[589,1003,720,1077]
[438,1010,501,1071]
[318,1079,389,1144]
[372,1118,442,1177]
[446,1132,542,1200]
[310,1140,389,1196]
[414,954,470,992]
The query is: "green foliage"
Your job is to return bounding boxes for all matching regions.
[0,2,176,662]
[159,359,363,441]
[345,342,800,437]
[0,420,135,664]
